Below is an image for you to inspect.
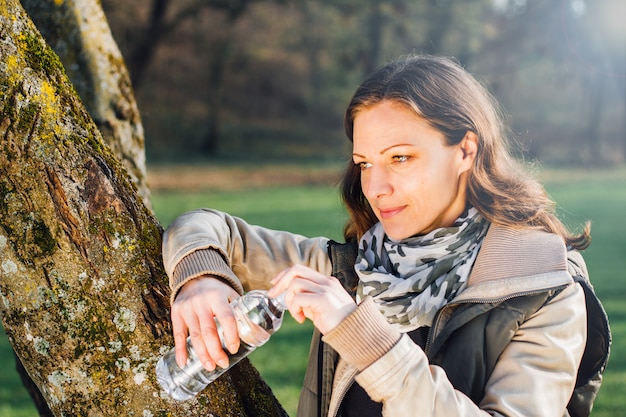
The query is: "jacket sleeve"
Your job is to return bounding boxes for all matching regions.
[162,208,332,303]
[323,283,587,417]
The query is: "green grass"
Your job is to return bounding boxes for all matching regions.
[0,326,38,417]
[541,168,626,417]
[1,167,624,416]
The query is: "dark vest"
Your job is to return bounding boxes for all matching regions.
[298,240,610,417]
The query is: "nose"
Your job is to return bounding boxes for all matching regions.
[362,166,393,200]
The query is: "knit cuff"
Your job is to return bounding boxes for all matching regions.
[169,248,244,305]
[322,297,401,371]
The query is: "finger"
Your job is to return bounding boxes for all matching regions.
[281,270,330,300]
[193,317,225,370]
[215,310,240,356]
[268,267,293,295]
[170,308,190,368]
[278,275,326,324]
[269,264,316,297]
[217,289,242,355]
[170,276,242,370]
[289,307,307,324]
[289,292,353,334]
[284,278,357,334]
[202,304,238,368]
[182,304,217,371]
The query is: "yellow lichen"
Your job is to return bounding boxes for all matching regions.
[5,55,23,85]
[38,80,59,117]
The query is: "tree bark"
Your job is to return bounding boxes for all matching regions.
[0,1,285,415]
[20,0,152,210]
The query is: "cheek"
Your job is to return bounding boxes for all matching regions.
[414,169,460,203]
[358,174,370,198]
[433,154,464,190]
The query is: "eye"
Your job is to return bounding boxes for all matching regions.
[354,161,372,170]
[392,155,410,163]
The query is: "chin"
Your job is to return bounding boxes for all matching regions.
[383,222,427,241]
[382,228,411,241]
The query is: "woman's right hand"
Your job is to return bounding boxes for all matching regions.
[170,276,241,371]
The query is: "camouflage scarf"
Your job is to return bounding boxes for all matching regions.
[355,207,489,332]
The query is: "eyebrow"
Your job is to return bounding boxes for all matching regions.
[353,143,415,158]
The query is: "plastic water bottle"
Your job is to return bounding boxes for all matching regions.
[155,290,286,400]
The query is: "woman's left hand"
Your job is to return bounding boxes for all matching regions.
[269,264,357,335]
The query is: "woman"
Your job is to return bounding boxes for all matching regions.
[162,55,593,416]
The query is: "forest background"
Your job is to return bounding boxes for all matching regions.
[107,1,625,415]
[1,0,625,416]
[100,0,625,167]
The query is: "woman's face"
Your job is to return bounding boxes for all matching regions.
[352,100,476,240]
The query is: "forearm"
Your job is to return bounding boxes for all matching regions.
[162,208,332,302]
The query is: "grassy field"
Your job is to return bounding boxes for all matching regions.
[1,166,624,416]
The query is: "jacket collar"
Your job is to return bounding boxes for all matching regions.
[458,224,572,303]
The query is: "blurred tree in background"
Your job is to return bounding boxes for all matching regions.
[22,0,152,207]
[101,0,625,165]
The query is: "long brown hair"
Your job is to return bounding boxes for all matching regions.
[341,54,590,249]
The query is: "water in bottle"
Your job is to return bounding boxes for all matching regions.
[155,290,286,400]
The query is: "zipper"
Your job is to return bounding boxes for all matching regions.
[328,365,359,417]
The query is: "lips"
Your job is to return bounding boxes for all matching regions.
[377,206,405,219]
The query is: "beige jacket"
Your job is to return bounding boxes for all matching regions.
[162,208,587,417]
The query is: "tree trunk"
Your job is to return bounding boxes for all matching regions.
[363,0,384,75]
[201,0,251,155]
[0,1,286,415]
[203,36,231,155]
[127,0,169,91]
[20,0,152,210]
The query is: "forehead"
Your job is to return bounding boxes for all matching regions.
[352,101,442,150]
[353,101,421,129]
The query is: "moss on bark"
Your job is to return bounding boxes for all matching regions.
[0,1,286,415]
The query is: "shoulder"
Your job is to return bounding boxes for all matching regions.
[462,224,572,299]
[474,224,568,279]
